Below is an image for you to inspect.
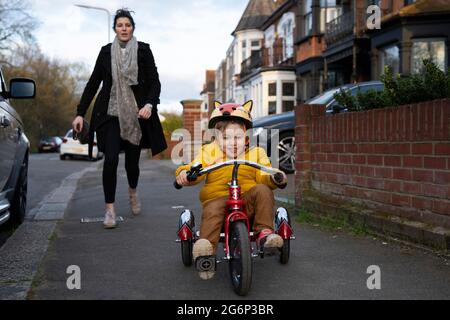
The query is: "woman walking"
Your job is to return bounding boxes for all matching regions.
[72,9,167,229]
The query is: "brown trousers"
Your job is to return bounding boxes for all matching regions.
[200,184,275,251]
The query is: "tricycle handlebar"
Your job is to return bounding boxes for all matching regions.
[174,160,286,189]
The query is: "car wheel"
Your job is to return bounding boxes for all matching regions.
[278,132,296,174]
[60,154,66,160]
[10,158,28,225]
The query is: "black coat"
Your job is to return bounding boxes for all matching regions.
[76,41,167,158]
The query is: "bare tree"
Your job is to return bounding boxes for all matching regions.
[3,46,89,151]
[0,0,38,59]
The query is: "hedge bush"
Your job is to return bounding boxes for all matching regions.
[333,60,450,112]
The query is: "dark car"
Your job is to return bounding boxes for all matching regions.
[38,136,62,153]
[0,67,36,227]
[252,81,384,174]
[307,80,384,114]
[252,111,295,174]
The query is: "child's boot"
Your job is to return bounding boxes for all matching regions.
[193,239,216,280]
[257,229,283,254]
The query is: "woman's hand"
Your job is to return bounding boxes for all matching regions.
[176,170,190,186]
[72,116,84,134]
[138,104,152,120]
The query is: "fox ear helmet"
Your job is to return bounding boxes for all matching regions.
[208,100,253,129]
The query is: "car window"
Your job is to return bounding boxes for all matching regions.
[307,88,341,104]
[351,84,384,94]
[66,130,73,138]
[306,84,353,105]
[327,83,384,114]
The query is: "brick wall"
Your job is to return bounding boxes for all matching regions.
[296,36,326,63]
[180,99,205,162]
[295,99,450,228]
[180,100,203,137]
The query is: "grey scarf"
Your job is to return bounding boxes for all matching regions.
[107,35,142,146]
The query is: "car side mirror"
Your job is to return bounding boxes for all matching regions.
[332,103,342,114]
[9,78,36,99]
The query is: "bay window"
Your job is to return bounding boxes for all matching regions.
[411,39,446,73]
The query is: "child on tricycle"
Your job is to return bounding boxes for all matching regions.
[175,100,290,283]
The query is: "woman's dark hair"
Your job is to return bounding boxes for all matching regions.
[113,8,135,29]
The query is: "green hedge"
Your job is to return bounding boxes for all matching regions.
[333,60,450,112]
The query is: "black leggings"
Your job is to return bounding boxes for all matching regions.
[101,117,141,204]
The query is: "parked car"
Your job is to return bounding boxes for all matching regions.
[252,81,384,174]
[38,136,62,153]
[60,129,103,161]
[252,111,295,174]
[0,67,36,227]
[307,80,384,114]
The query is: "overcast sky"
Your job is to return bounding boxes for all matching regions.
[30,0,248,114]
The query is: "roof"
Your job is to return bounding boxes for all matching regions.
[379,0,450,24]
[261,0,296,30]
[232,0,284,35]
[399,0,450,16]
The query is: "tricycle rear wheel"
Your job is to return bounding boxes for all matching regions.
[280,239,290,264]
[228,221,252,296]
[181,239,193,266]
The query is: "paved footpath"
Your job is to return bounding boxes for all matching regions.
[20,156,450,300]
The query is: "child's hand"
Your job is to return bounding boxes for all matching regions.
[271,171,288,186]
[176,170,190,186]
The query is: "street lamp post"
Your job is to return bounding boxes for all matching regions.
[74,4,111,42]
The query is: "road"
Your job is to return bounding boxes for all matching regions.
[0,152,98,247]
[26,158,450,300]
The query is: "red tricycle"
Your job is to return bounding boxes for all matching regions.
[174,159,295,296]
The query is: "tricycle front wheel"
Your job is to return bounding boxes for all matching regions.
[228,221,252,296]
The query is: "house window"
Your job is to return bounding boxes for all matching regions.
[251,40,260,47]
[268,82,277,96]
[282,100,295,112]
[282,19,294,59]
[304,0,312,36]
[320,0,343,33]
[326,70,344,89]
[380,44,400,75]
[268,101,277,115]
[282,82,295,96]
[242,40,247,60]
[268,46,274,66]
[411,39,446,73]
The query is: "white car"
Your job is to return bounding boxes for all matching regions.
[60,129,103,161]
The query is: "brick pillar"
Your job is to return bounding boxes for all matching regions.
[180,99,203,163]
[295,103,325,208]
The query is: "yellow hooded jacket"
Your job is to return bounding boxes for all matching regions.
[175,142,279,205]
